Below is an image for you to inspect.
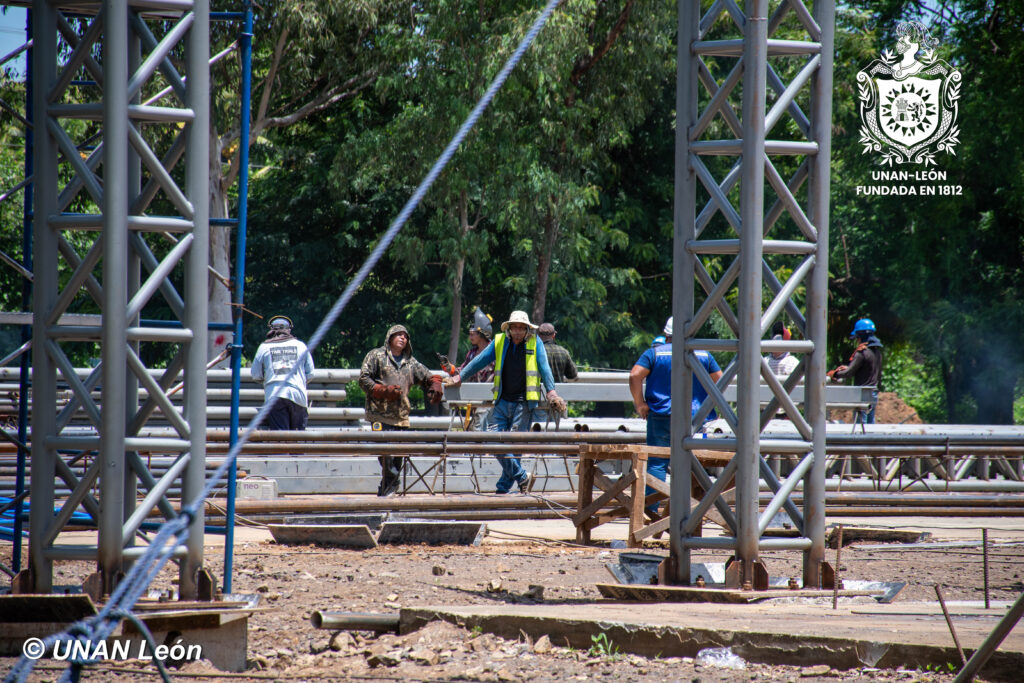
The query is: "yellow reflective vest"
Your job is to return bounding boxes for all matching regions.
[492,333,541,401]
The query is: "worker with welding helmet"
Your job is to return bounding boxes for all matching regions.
[828,318,884,424]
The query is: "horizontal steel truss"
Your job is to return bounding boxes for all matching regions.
[670,0,835,587]
[28,0,209,598]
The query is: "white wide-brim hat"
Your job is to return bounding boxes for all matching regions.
[500,310,538,333]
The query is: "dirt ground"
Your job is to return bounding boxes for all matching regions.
[828,392,922,425]
[3,516,1023,683]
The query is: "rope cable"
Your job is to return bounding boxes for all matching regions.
[6,2,563,681]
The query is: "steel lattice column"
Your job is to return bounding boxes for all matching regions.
[669,0,834,587]
[24,0,210,599]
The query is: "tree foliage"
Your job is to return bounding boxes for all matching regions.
[0,1,1021,423]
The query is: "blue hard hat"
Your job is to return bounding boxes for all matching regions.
[651,335,666,347]
[850,318,876,336]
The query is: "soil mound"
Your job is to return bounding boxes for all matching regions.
[827,391,922,424]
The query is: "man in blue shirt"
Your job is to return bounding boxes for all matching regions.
[451,311,566,494]
[629,316,722,511]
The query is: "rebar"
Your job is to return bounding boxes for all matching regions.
[935,584,967,665]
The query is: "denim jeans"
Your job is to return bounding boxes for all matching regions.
[488,398,535,493]
[855,388,879,425]
[645,414,671,513]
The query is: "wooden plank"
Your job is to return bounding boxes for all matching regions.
[629,456,647,547]
[645,473,670,496]
[573,470,636,526]
[633,515,671,542]
[576,457,597,543]
[579,444,651,461]
[692,449,735,467]
[592,468,637,510]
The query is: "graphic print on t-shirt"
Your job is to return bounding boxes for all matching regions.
[269,346,298,378]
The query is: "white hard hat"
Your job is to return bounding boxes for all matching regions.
[663,317,673,337]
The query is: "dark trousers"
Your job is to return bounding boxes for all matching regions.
[377,423,408,495]
[265,398,308,430]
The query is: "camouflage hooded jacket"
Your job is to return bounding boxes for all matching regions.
[358,324,433,427]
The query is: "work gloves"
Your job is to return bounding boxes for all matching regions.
[826,366,847,381]
[426,375,445,404]
[546,390,567,414]
[370,383,403,401]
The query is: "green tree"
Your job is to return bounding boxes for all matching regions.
[339,0,676,361]
[833,2,1024,423]
[207,0,414,355]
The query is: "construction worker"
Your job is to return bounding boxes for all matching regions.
[250,316,314,430]
[459,307,495,383]
[449,311,566,494]
[828,318,884,424]
[359,324,445,496]
[533,322,577,427]
[767,334,799,379]
[629,316,723,513]
[537,322,578,383]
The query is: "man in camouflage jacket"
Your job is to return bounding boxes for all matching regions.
[359,324,443,496]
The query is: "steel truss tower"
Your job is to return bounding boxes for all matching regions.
[22,0,210,599]
[669,0,834,588]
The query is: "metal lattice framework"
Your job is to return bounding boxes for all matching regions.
[25,0,209,598]
[669,0,834,587]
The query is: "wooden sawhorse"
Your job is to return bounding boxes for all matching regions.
[574,443,735,547]
[574,444,672,548]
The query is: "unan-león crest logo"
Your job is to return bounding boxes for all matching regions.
[857,21,961,166]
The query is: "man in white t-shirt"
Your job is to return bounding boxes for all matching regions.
[251,315,314,430]
[767,333,799,378]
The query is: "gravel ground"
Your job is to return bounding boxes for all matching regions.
[3,518,1023,682]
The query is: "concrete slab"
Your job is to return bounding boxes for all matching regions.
[289,513,388,530]
[401,599,1024,679]
[377,521,486,546]
[594,583,885,603]
[268,524,377,549]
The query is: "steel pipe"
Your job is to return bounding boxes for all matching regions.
[206,493,581,515]
[310,611,399,633]
[205,443,583,455]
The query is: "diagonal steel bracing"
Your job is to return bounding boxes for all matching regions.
[670,0,834,588]
[26,0,209,599]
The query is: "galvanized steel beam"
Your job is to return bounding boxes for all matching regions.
[25,0,209,598]
[673,0,834,586]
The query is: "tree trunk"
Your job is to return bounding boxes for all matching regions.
[940,359,957,423]
[531,210,559,325]
[209,127,232,364]
[447,191,471,361]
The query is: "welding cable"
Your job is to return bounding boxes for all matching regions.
[485,528,597,549]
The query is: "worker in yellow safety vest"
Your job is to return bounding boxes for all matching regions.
[449,310,566,493]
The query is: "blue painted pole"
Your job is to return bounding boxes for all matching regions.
[13,7,34,574]
[224,0,253,594]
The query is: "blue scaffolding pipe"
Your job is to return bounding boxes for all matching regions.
[224,0,254,594]
[13,7,33,575]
